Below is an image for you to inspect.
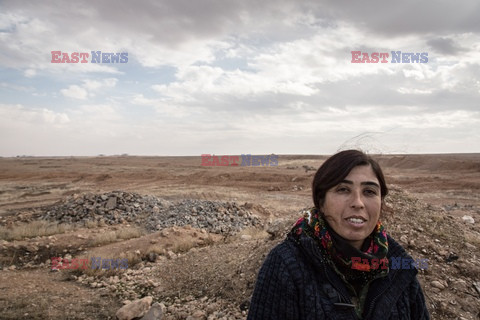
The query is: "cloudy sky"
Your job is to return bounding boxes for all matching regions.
[1,0,479,156]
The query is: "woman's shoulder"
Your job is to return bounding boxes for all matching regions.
[263,234,327,271]
[269,233,322,254]
[260,236,310,268]
[265,237,302,260]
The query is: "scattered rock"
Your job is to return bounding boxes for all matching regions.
[106,196,118,210]
[465,242,476,250]
[474,282,480,296]
[239,299,250,311]
[266,220,290,239]
[166,251,176,260]
[146,252,157,263]
[188,310,206,320]
[139,302,163,320]
[431,281,445,290]
[267,186,280,191]
[302,165,316,172]
[444,253,459,263]
[292,185,303,191]
[461,215,474,224]
[116,296,153,320]
[24,244,38,252]
[160,230,169,237]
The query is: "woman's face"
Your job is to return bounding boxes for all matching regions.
[321,165,382,250]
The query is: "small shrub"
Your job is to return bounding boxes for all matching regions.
[84,220,99,229]
[238,227,269,240]
[116,227,143,240]
[91,231,117,246]
[172,239,196,253]
[146,245,165,256]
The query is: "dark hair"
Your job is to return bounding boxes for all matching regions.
[312,150,388,209]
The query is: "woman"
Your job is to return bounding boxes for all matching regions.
[247,150,430,319]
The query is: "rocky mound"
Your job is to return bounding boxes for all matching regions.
[40,191,262,235]
[42,191,162,225]
[144,198,261,234]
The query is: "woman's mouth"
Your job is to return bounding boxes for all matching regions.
[346,217,366,225]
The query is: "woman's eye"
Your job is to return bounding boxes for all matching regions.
[364,189,378,196]
[336,187,349,193]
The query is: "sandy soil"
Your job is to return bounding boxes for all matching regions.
[0,154,479,319]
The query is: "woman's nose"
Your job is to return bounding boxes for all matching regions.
[350,190,365,209]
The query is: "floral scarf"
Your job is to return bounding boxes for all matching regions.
[288,207,389,294]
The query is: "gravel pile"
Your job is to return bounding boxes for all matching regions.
[144,199,261,234]
[41,191,164,225]
[41,191,262,235]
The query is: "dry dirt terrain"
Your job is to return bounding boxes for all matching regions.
[0,154,479,319]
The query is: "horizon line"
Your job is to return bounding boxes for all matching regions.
[2,152,480,159]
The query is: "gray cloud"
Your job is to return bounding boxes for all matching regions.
[1,0,317,46]
[2,0,479,47]
[322,0,480,36]
[427,37,467,55]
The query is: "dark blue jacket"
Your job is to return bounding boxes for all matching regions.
[247,234,430,319]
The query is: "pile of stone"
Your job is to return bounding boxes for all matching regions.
[144,199,261,234]
[40,191,262,235]
[41,191,164,225]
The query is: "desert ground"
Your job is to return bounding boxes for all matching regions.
[0,154,479,319]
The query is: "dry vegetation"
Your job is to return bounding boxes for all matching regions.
[0,220,73,241]
[89,226,144,246]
